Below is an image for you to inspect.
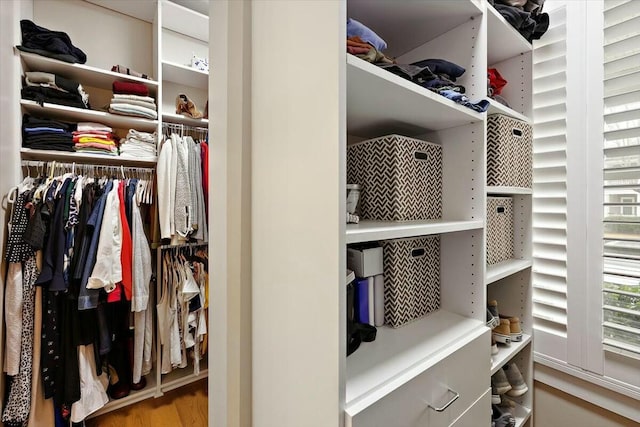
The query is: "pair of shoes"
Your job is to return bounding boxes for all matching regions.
[489,300,523,344]
[492,363,529,400]
[176,94,204,119]
[492,404,516,427]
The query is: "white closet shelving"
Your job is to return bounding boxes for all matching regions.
[340,1,535,426]
[485,0,534,424]
[1,0,210,420]
[343,1,492,426]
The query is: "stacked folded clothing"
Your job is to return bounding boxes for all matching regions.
[491,0,549,42]
[22,114,75,152]
[22,71,89,109]
[378,58,489,112]
[73,122,119,156]
[108,82,158,119]
[346,18,394,64]
[119,129,158,160]
[345,19,488,112]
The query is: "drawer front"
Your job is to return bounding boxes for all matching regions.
[450,389,491,427]
[348,330,490,427]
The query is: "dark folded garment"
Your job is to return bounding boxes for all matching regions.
[16,20,86,64]
[22,86,87,109]
[378,63,438,86]
[494,4,536,40]
[410,59,466,82]
[22,114,74,130]
[112,81,149,97]
[26,143,75,152]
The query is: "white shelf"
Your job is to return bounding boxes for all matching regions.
[18,49,158,95]
[21,100,159,132]
[491,334,532,375]
[162,0,209,42]
[488,99,531,123]
[346,310,486,409]
[347,0,482,57]
[162,113,209,128]
[512,401,533,427]
[347,55,484,138]
[89,371,159,418]
[486,259,532,284]
[487,5,532,65]
[346,219,483,244]
[162,60,208,89]
[20,148,157,167]
[487,186,533,195]
[161,363,208,393]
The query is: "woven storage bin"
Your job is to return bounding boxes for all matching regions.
[487,114,533,188]
[382,235,440,328]
[486,197,515,265]
[347,134,443,221]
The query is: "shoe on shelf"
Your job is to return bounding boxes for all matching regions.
[504,363,529,397]
[492,319,512,345]
[488,300,500,320]
[500,315,523,342]
[491,336,499,356]
[487,308,500,329]
[499,395,516,409]
[492,368,512,395]
[492,404,516,427]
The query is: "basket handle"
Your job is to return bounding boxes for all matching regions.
[512,128,523,137]
[497,206,506,214]
[411,248,426,258]
[414,151,429,162]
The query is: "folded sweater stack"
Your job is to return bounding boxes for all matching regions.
[119,129,158,160]
[22,114,75,152]
[73,122,118,156]
[108,81,158,120]
[21,71,89,109]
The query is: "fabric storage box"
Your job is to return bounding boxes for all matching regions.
[487,114,533,188]
[486,196,515,265]
[382,235,440,328]
[347,134,443,221]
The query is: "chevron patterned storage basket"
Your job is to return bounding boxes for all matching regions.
[382,236,440,328]
[347,134,443,221]
[486,197,515,265]
[487,114,533,188]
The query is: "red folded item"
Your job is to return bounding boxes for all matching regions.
[112,81,149,96]
[488,68,508,96]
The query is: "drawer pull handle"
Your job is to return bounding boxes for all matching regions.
[427,389,459,412]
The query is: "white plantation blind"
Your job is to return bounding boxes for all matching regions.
[602,0,640,357]
[532,5,569,346]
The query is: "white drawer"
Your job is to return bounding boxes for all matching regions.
[347,330,490,427]
[450,389,491,427]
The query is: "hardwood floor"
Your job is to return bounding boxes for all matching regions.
[86,380,208,427]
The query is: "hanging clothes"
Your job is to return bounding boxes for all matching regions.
[2,163,156,424]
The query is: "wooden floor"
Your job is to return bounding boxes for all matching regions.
[86,380,208,427]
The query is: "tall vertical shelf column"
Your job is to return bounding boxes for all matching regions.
[343,1,491,426]
[485,1,535,426]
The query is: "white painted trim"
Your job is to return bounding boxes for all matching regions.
[534,359,640,422]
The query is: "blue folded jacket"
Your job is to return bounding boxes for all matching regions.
[347,18,387,52]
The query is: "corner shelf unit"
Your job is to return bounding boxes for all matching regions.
[3,0,211,421]
[341,1,535,426]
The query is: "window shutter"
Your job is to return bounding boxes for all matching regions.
[602,0,640,357]
[532,5,569,359]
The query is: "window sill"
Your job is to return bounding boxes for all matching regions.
[534,354,640,423]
